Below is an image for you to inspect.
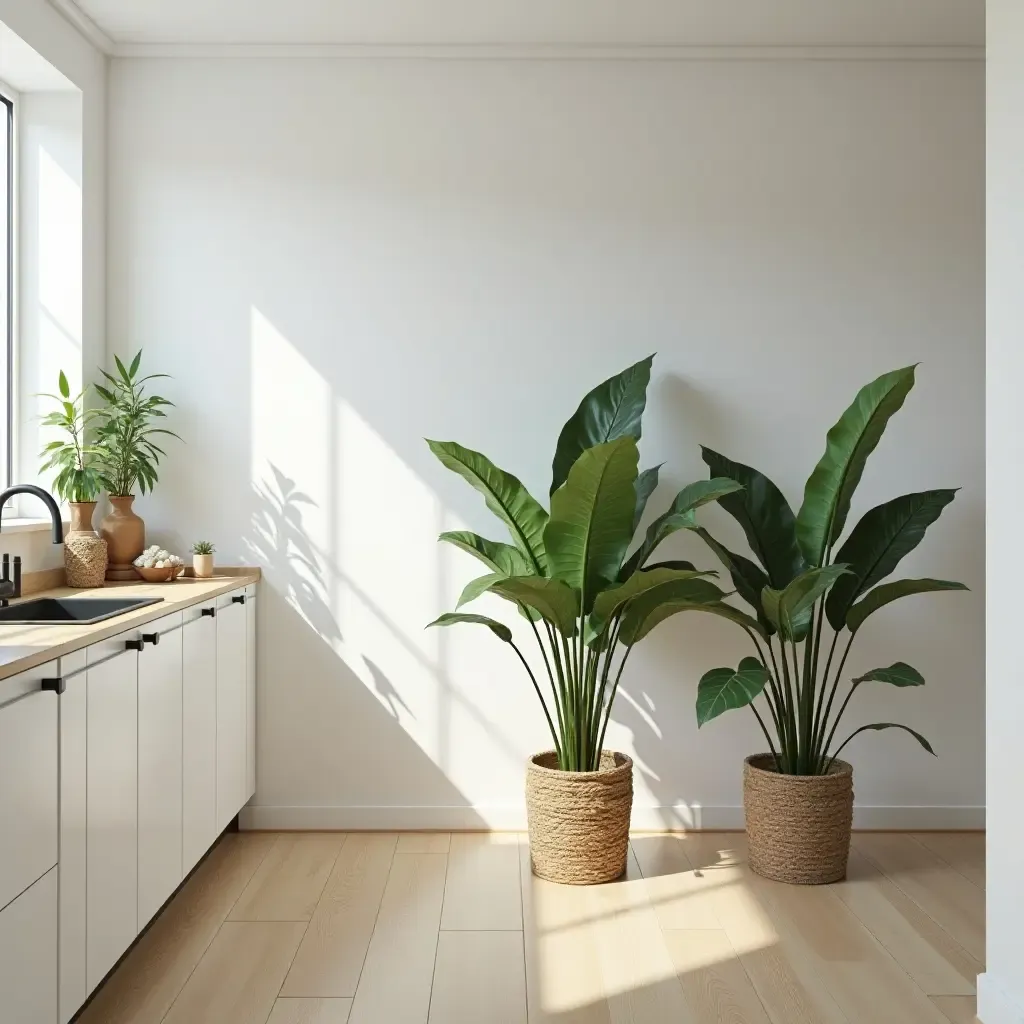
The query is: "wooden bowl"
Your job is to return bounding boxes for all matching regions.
[134,565,178,583]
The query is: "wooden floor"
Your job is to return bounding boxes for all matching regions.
[76,830,985,1024]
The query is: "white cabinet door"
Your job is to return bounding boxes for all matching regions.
[0,867,58,1024]
[245,585,257,801]
[137,612,184,931]
[182,604,218,875]
[216,594,247,830]
[59,649,88,1024]
[0,661,58,913]
[86,636,139,993]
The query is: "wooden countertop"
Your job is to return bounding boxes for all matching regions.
[0,570,261,681]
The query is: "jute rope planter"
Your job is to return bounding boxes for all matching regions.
[525,751,633,885]
[743,753,854,885]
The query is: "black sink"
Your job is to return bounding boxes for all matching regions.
[0,596,165,625]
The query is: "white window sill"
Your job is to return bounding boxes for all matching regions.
[0,516,69,534]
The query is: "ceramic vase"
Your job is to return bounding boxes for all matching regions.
[100,495,145,581]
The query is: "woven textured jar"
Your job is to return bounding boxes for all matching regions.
[743,753,854,885]
[64,502,108,588]
[525,750,633,885]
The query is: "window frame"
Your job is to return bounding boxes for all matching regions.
[0,82,15,503]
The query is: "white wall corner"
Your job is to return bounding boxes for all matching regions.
[45,0,114,55]
[978,975,1024,1024]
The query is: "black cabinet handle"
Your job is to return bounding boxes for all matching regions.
[41,677,65,695]
[143,632,160,646]
[232,595,246,605]
[201,607,216,618]
[125,639,144,651]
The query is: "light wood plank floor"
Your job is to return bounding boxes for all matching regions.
[76,831,984,1024]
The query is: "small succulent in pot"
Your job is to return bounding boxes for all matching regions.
[191,541,216,578]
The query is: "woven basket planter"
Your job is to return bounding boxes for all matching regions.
[525,750,633,885]
[743,753,854,885]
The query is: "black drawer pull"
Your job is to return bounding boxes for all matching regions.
[143,632,160,646]
[232,595,246,605]
[201,607,216,618]
[125,639,144,651]
[41,677,66,695]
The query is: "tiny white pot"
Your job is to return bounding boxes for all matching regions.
[193,553,215,578]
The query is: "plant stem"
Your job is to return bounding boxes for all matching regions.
[509,640,560,758]
[814,631,856,770]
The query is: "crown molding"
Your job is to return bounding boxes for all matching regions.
[111,41,984,61]
[47,0,115,54]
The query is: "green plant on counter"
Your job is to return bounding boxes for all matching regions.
[38,371,104,502]
[426,356,745,772]
[191,540,215,555]
[95,350,181,497]
[692,365,967,775]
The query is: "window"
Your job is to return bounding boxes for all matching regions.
[0,88,11,491]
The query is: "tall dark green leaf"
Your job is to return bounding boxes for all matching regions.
[591,565,717,634]
[550,355,654,495]
[825,490,958,629]
[846,578,968,634]
[701,447,804,588]
[697,658,770,726]
[427,440,549,574]
[796,366,917,567]
[617,580,740,645]
[852,663,924,688]
[438,531,534,577]
[692,527,774,634]
[632,465,663,533]
[545,438,639,612]
[426,612,513,643]
[488,577,580,637]
[761,565,850,641]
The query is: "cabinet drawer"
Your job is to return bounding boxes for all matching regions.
[0,867,58,1024]
[0,662,58,911]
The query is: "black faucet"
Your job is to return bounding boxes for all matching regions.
[0,485,64,606]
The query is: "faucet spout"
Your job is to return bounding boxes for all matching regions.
[0,485,64,544]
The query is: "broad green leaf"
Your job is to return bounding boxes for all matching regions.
[550,355,654,495]
[58,371,70,399]
[762,565,850,641]
[701,447,805,587]
[852,662,924,688]
[427,440,549,573]
[426,612,512,643]
[846,578,968,634]
[632,465,663,533]
[825,490,959,629]
[641,560,700,573]
[456,572,504,609]
[591,565,718,634]
[545,438,639,612]
[488,577,579,637]
[438,531,534,577]
[834,722,935,758]
[696,657,770,726]
[618,580,739,645]
[693,527,774,634]
[796,366,917,567]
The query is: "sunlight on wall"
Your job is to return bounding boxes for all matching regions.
[38,146,82,348]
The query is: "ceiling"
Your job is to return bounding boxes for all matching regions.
[64,0,983,48]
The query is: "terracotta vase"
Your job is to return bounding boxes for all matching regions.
[64,502,108,588]
[193,553,215,578]
[100,495,145,581]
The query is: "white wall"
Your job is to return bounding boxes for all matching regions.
[0,0,105,570]
[983,3,1024,1022]
[108,54,983,830]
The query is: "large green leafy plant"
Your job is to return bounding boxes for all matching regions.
[38,371,104,502]
[692,366,966,775]
[95,350,180,497]
[427,356,744,772]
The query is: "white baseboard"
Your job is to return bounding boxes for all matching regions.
[979,974,1024,1024]
[239,803,984,832]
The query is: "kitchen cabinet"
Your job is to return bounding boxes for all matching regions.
[245,583,257,800]
[216,593,247,831]
[182,603,218,875]
[0,868,58,1024]
[0,660,58,914]
[137,612,184,930]
[86,632,139,993]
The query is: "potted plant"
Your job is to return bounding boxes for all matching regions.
[191,540,216,578]
[94,350,180,580]
[690,366,967,884]
[38,371,108,587]
[427,356,744,884]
